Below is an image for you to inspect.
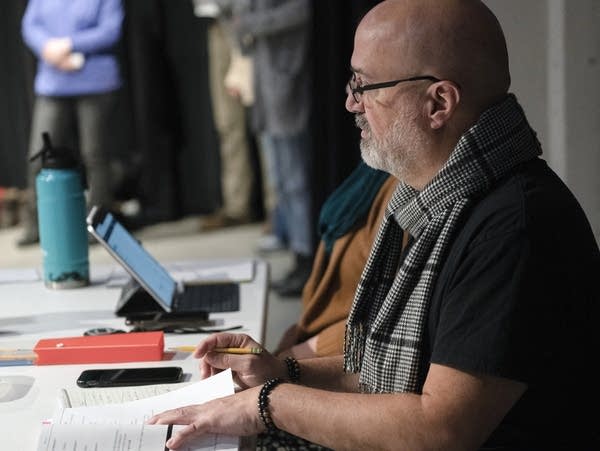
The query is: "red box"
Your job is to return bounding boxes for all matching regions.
[33,331,164,365]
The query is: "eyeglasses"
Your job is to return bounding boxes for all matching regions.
[348,72,441,103]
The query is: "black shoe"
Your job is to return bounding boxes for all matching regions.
[272,254,313,298]
[16,230,39,247]
[275,270,309,297]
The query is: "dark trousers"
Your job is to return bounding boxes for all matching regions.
[22,91,119,235]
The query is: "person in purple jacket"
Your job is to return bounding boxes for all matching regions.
[18,0,124,246]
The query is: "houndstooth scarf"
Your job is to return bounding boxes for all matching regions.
[344,94,542,393]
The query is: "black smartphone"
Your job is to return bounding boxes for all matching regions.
[76,366,183,388]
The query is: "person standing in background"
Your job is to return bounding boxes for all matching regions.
[18,0,124,246]
[192,0,255,230]
[232,0,315,297]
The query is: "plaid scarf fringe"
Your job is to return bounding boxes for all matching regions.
[344,208,405,374]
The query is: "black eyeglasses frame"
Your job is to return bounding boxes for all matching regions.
[348,73,441,103]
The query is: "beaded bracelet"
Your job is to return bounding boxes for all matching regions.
[258,377,284,433]
[284,356,300,383]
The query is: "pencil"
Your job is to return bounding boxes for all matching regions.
[213,347,262,355]
[0,349,37,361]
[170,346,197,352]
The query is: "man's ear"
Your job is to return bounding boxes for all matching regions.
[425,81,460,129]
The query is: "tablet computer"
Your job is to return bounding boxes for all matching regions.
[86,206,239,315]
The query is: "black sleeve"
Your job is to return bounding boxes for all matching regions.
[429,230,558,384]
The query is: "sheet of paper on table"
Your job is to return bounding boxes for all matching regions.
[0,267,40,284]
[101,259,255,287]
[37,369,238,451]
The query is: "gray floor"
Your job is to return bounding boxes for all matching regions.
[0,217,303,351]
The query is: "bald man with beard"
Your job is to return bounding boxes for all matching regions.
[149,1,600,449]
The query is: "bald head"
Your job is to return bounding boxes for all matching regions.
[357,0,510,114]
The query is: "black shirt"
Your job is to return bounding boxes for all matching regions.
[424,158,600,450]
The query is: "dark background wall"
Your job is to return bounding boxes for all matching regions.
[0,0,34,188]
[0,0,381,224]
[310,0,381,216]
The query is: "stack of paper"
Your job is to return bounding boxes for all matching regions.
[37,369,238,451]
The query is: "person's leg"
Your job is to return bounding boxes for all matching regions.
[257,133,277,216]
[272,202,288,245]
[272,130,313,258]
[255,132,287,251]
[206,21,253,224]
[76,91,119,211]
[269,130,314,296]
[18,96,76,246]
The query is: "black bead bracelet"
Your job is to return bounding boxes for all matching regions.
[284,356,300,383]
[258,377,284,432]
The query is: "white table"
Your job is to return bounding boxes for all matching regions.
[0,259,268,450]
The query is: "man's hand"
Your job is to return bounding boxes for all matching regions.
[147,387,264,450]
[42,37,72,66]
[194,333,287,389]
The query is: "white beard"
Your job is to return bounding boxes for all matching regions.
[356,113,422,181]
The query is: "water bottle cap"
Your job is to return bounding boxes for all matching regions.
[30,132,80,169]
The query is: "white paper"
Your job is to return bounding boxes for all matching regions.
[37,423,238,451]
[0,267,40,284]
[59,382,194,408]
[44,370,237,450]
[103,260,255,287]
[171,260,254,284]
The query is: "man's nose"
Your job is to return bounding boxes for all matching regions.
[345,88,364,113]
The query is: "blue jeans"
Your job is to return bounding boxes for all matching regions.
[260,130,313,256]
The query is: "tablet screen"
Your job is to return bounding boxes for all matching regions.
[92,211,176,310]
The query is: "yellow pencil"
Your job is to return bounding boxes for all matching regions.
[213,347,262,355]
[170,346,197,352]
[169,346,263,355]
[0,349,37,360]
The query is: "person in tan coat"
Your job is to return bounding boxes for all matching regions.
[275,164,398,358]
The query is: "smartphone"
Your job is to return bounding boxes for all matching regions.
[76,366,183,388]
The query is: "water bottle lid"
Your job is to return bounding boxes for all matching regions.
[29,132,80,169]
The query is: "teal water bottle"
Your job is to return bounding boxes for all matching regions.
[31,132,89,288]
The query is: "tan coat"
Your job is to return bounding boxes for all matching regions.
[291,176,398,356]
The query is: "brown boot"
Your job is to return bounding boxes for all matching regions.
[199,211,251,232]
